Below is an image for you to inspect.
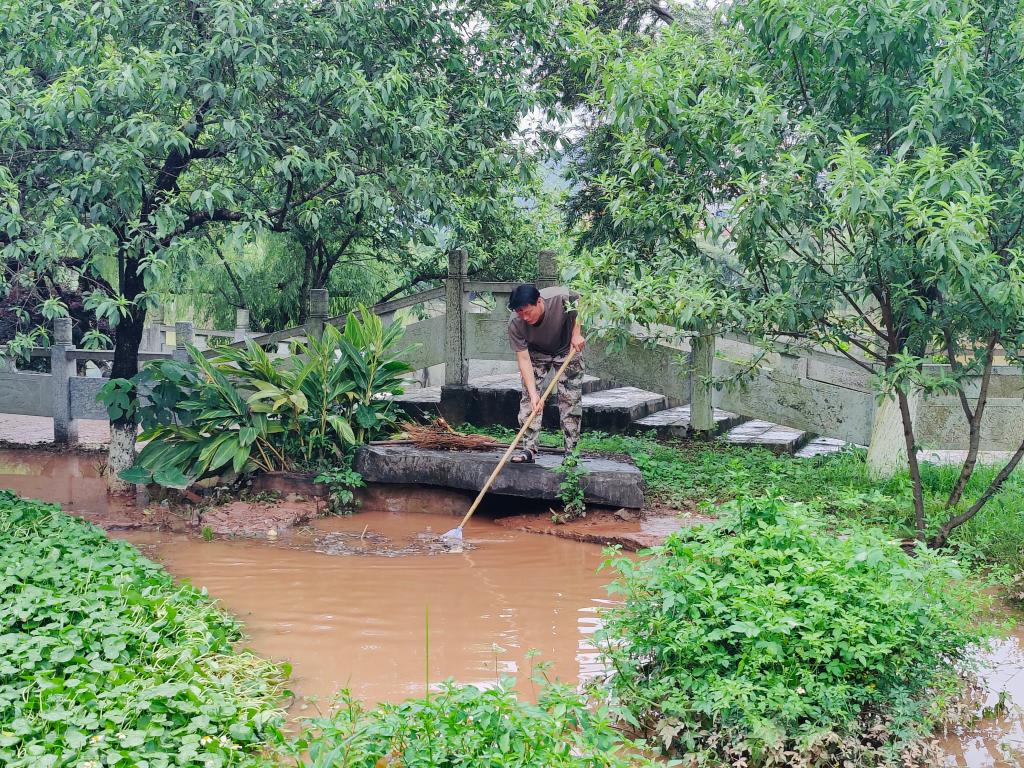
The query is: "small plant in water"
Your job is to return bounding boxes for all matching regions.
[314,460,366,515]
[201,525,214,541]
[552,449,588,524]
[282,676,661,767]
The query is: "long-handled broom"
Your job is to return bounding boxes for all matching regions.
[441,347,578,545]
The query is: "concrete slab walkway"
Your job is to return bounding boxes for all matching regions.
[353,444,644,509]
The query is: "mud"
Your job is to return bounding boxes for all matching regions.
[493,506,715,550]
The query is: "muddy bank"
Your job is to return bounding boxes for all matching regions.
[494,506,714,550]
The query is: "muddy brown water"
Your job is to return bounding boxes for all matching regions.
[2,447,1024,766]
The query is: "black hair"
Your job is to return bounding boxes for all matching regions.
[508,284,541,310]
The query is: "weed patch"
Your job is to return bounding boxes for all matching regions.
[0,491,285,767]
[282,678,660,767]
[596,495,993,766]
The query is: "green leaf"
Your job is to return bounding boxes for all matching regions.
[118,465,154,485]
[153,467,192,489]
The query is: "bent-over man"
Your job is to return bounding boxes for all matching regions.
[506,284,586,463]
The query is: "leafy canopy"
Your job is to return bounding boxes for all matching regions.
[566,0,1024,541]
[0,0,578,376]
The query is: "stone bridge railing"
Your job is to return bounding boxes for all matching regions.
[2,248,1022,454]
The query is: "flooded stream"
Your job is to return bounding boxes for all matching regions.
[119,515,612,706]
[2,447,1024,765]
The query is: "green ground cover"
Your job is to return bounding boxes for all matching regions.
[598,496,992,766]
[283,679,660,768]
[0,491,285,768]
[462,425,1024,574]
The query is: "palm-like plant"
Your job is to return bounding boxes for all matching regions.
[114,306,413,488]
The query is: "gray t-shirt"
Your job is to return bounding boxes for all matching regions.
[507,287,580,359]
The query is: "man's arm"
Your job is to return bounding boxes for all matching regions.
[570,316,586,354]
[516,349,541,414]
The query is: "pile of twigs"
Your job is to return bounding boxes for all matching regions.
[397,419,507,451]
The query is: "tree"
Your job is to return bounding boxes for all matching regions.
[160,179,567,330]
[1,0,573,488]
[567,0,1024,545]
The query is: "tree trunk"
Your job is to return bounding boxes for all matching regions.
[897,388,926,539]
[106,267,146,494]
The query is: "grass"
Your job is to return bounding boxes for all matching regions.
[460,423,1024,574]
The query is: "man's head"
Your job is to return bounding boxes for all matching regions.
[508,284,544,324]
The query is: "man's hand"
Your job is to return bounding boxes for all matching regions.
[570,331,586,354]
[529,391,542,415]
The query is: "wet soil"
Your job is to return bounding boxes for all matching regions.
[494,506,715,550]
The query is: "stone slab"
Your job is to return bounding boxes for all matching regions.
[632,405,744,439]
[581,387,667,432]
[794,437,857,458]
[722,420,812,454]
[395,373,606,426]
[353,445,644,509]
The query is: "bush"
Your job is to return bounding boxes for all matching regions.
[0,492,284,767]
[597,495,991,767]
[283,678,662,768]
[102,307,412,488]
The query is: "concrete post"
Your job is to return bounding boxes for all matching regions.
[690,333,715,436]
[233,308,251,342]
[52,317,78,445]
[866,390,919,478]
[173,321,194,363]
[444,248,469,386]
[140,326,163,353]
[307,289,329,339]
[536,249,558,289]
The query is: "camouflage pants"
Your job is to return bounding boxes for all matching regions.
[518,352,584,455]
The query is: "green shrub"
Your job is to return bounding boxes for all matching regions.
[597,495,991,767]
[283,678,662,768]
[102,307,411,488]
[0,492,284,767]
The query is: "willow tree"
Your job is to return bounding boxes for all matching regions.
[0,0,574,487]
[568,0,1024,544]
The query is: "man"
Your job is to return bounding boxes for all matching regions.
[507,283,586,463]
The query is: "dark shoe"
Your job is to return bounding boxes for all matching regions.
[510,448,536,464]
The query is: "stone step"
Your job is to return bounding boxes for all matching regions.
[354,445,644,509]
[396,377,659,432]
[581,387,668,432]
[794,436,856,458]
[394,373,607,422]
[722,419,814,455]
[632,405,746,439]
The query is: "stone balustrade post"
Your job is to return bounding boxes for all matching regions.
[689,333,715,436]
[233,308,251,342]
[173,321,194,363]
[536,249,558,289]
[439,248,471,424]
[866,390,920,479]
[307,289,329,339]
[444,248,469,386]
[52,317,79,444]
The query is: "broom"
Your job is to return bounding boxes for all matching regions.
[399,420,506,451]
[441,348,578,545]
